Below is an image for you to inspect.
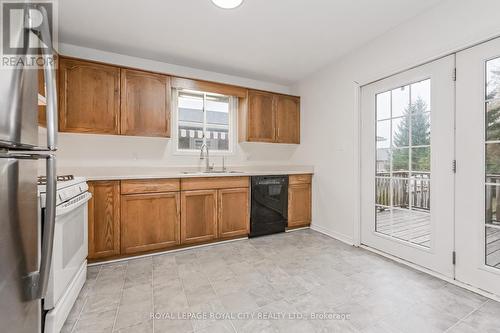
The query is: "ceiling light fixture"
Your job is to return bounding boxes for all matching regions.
[211,0,243,9]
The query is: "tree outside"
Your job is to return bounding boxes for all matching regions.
[392,97,430,173]
[486,63,500,176]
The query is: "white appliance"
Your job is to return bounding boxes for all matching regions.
[38,176,91,333]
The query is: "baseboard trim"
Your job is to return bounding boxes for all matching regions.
[87,237,248,267]
[286,226,310,232]
[310,224,355,246]
[360,244,500,302]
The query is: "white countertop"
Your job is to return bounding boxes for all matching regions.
[57,165,314,181]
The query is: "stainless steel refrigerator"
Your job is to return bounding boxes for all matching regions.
[0,5,58,333]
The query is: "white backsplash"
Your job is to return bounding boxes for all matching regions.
[40,128,300,170]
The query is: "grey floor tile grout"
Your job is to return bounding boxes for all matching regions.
[151,258,155,333]
[68,297,88,333]
[110,261,129,332]
[443,298,490,333]
[195,250,238,333]
[177,257,195,333]
[61,230,500,333]
[68,264,101,333]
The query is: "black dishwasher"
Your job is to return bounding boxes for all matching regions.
[250,175,288,237]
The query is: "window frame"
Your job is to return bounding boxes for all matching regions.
[172,88,237,156]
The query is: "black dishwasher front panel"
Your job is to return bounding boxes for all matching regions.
[250,175,288,237]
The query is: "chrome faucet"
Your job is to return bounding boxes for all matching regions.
[200,143,213,172]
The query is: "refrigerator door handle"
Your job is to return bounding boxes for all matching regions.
[36,155,57,299]
[31,5,58,150]
[0,152,57,300]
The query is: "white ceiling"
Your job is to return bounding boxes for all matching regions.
[59,0,444,85]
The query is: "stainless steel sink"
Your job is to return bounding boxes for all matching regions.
[181,170,244,175]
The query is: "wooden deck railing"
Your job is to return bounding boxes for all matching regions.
[486,174,500,225]
[376,172,430,211]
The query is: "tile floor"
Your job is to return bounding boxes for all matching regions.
[62,229,500,333]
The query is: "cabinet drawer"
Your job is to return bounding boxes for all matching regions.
[121,179,180,194]
[289,174,312,185]
[181,177,249,191]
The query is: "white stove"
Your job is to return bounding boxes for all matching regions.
[38,175,89,207]
[38,175,91,333]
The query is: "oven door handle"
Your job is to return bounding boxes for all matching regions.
[56,192,92,217]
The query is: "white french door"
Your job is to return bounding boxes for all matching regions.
[360,55,456,278]
[456,38,500,296]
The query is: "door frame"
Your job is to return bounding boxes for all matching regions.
[353,34,500,300]
[359,55,456,278]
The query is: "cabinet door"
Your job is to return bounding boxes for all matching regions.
[59,58,120,134]
[121,192,180,254]
[218,188,249,239]
[38,55,59,127]
[181,190,217,244]
[38,68,46,127]
[276,95,300,144]
[121,69,171,137]
[88,181,121,259]
[288,183,312,228]
[247,90,276,142]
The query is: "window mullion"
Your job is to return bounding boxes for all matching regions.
[203,92,207,146]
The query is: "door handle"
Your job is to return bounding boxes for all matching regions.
[31,5,58,150]
[37,155,57,298]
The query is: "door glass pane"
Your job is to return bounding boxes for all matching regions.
[376,91,391,120]
[377,149,390,174]
[486,57,500,100]
[375,80,431,248]
[392,85,410,118]
[486,100,500,141]
[486,143,500,175]
[392,148,409,173]
[412,147,431,172]
[411,79,431,110]
[376,179,390,206]
[392,178,409,209]
[411,113,431,146]
[485,57,500,268]
[392,117,409,147]
[376,120,390,149]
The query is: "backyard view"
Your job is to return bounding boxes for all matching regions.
[375,80,432,247]
[485,58,500,268]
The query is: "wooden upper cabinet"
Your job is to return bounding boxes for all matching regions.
[276,95,300,144]
[59,58,120,134]
[38,68,47,127]
[88,181,121,259]
[246,90,276,142]
[121,192,180,254]
[241,90,300,144]
[218,188,249,239]
[181,190,218,244]
[120,69,171,137]
[38,55,59,127]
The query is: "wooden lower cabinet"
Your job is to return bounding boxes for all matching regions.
[288,183,312,228]
[218,188,249,239]
[181,190,218,244]
[88,181,121,259]
[121,192,180,254]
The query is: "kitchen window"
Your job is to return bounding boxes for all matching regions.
[173,89,236,154]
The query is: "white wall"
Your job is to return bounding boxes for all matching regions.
[52,44,298,168]
[293,0,500,244]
